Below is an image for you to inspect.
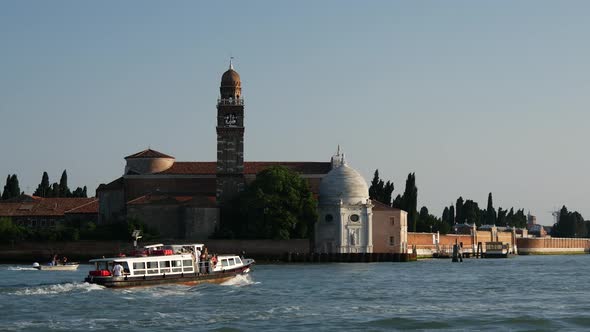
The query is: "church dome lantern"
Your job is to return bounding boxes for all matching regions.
[319,154,369,206]
[219,59,242,100]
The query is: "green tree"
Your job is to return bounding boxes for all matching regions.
[33,172,51,197]
[485,192,497,225]
[368,169,394,205]
[2,174,20,200]
[401,173,418,232]
[462,199,480,225]
[449,205,455,226]
[442,206,450,226]
[455,197,464,224]
[229,166,317,239]
[59,170,71,197]
[0,217,25,240]
[72,186,88,198]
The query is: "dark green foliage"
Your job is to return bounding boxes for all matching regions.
[462,199,481,225]
[442,207,450,226]
[221,166,317,240]
[368,169,394,205]
[33,172,51,197]
[497,207,507,226]
[485,192,497,225]
[0,217,26,241]
[416,206,449,234]
[400,173,418,232]
[0,217,159,242]
[449,205,455,226]
[71,186,88,198]
[552,206,587,238]
[59,170,71,197]
[455,197,464,224]
[1,174,21,200]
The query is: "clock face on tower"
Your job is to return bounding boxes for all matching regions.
[224,113,237,126]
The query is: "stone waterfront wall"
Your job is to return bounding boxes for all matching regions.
[517,237,590,254]
[0,240,311,263]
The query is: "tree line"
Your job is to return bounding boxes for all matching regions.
[369,170,528,234]
[552,205,589,238]
[1,170,87,200]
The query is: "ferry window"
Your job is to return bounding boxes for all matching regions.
[228,258,235,265]
[183,259,194,272]
[172,260,182,273]
[222,259,229,267]
[133,262,145,270]
[160,260,171,273]
[98,262,108,270]
[235,257,242,265]
[147,261,159,274]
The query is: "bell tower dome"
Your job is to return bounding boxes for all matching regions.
[216,59,245,206]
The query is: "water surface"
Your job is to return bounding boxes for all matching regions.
[1,255,589,331]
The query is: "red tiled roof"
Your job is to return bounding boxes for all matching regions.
[127,193,216,208]
[372,200,402,211]
[0,197,97,217]
[65,199,99,214]
[125,148,174,159]
[157,161,331,175]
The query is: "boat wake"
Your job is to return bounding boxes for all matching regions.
[9,282,104,296]
[221,274,258,286]
[6,266,37,271]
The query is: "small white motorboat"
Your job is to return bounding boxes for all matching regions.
[33,262,80,271]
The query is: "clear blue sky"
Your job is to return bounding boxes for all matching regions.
[2,1,589,225]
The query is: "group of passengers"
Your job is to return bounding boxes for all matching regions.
[50,254,68,266]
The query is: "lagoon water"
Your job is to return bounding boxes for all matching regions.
[1,255,590,331]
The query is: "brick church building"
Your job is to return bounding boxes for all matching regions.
[97,63,332,239]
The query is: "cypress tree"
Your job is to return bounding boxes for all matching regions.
[402,173,418,232]
[449,205,455,226]
[2,174,20,200]
[442,206,450,225]
[10,174,21,198]
[59,170,71,197]
[1,175,9,200]
[33,172,51,197]
[485,192,496,225]
[369,170,380,200]
[455,197,464,224]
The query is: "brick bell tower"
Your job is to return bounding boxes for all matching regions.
[216,59,245,206]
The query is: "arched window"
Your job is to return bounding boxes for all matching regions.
[350,214,360,222]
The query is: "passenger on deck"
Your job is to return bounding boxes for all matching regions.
[112,262,123,277]
[195,247,201,264]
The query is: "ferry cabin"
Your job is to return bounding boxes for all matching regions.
[89,253,248,277]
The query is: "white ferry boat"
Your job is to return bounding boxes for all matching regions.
[84,243,254,288]
[484,242,513,258]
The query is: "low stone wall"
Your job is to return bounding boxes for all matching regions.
[517,237,590,255]
[0,240,312,263]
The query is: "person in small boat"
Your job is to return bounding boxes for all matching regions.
[112,262,123,277]
[62,256,68,265]
[52,254,58,266]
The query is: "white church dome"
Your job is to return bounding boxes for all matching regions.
[319,164,369,205]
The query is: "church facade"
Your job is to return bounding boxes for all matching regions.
[97,64,331,239]
[97,63,407,252]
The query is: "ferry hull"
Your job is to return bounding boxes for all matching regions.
[84,264,251,288]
